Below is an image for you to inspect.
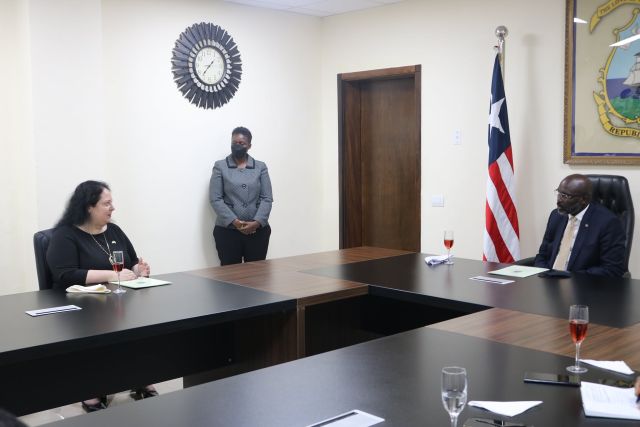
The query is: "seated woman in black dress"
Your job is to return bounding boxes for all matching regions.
[46,180,156,412]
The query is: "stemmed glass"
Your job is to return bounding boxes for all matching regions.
[441,366,467,427]
[112,251,126,294]
[567,305,589,373]
[444,230,454,264]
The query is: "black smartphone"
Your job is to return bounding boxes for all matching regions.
[463,418,527,427]
[523,371,580,386]
[537,270,572,278]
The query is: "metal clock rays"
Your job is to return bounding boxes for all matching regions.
[171,22,242,109]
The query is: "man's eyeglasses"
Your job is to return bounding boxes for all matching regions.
[555,189,582,201]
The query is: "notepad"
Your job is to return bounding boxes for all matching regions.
[488,266,548,278]
[581,381,640,420]
[110,277,171,289]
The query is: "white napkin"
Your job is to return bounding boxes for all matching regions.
[580,359,635,375]
[424,255,452,266]
[468,401,542,417]
[66,284,111,294]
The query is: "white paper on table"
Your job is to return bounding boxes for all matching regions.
[580,359,635,375]
[581,381,640,420]
[468,401,542,417]
[305,410,384,427]
[424,255,452,266]
[25,305,82,317]
[469,276,514,285]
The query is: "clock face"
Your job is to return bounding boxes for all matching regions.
[195,47,225,85]
[171,22,242,109]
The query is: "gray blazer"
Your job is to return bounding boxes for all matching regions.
[209,155,273,228]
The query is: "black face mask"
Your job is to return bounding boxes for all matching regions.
[231,144,248,157]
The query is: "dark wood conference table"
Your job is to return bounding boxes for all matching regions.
[188,247,640,369]
[0,273,296,416]
[8,247,640,425]
[49,328,636,427]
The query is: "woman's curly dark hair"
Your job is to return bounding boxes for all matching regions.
[56,180,110,227]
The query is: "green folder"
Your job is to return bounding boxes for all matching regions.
[488,265,549,278]
[109,277,171,289]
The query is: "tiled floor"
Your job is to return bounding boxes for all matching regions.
[18,378,182,426]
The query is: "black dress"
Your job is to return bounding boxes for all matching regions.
[46,223,138,289]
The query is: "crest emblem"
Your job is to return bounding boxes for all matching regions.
[594,8,640,138]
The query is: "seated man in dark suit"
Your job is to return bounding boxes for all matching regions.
[534,174,626,277]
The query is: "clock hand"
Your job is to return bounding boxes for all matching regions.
[202,60,215,75]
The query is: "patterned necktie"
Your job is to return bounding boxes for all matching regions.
[552,216,577,271]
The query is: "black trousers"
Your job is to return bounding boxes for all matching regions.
[213,225,271,266]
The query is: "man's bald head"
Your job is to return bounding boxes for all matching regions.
[556,174,592,215]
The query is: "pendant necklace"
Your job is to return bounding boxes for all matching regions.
[90,231,114,264]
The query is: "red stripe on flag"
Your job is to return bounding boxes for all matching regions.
[485,200,515,263]
[504,145,514,169]
[487,160,520,237]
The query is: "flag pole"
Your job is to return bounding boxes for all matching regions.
[495,25,508,81]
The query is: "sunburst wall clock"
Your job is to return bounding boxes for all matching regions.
[171,22,242,109]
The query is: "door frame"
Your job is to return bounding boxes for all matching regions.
[337,65,422,249]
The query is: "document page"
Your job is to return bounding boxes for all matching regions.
[110,277,171,289]
[581,381,640,420]
[488,266,548,278]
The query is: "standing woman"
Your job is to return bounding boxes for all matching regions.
[46,180,156,412]
[209,126,273,265]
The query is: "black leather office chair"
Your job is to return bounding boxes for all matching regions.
[517,174,634,275]
[587,174,634,271]
[33,228,55,290]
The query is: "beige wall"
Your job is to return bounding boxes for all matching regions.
[320,0,640,275]
[2,0,639,294]
[0,0,38,294]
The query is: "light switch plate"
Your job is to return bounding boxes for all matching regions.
[453,129,462,145]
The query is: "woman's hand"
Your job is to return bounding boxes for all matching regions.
[119,269,137,281]
[134,257,151,277]
[239,221,260,235]
[635,377,640,398]
[86,269,135,284]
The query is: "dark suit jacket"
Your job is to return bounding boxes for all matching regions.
[533,203,626,277]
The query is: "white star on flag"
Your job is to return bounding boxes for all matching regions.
[488,96,505,134]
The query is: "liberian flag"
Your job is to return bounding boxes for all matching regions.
[483,54,520,263]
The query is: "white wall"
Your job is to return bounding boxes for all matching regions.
[0,0,38,295]
[3,0,324,294]
[3,0,639,295]
[320,0,640,276]
[98,0,324,273]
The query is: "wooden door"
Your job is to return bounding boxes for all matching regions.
[339,66,421,251]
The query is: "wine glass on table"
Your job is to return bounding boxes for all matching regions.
[444,230,454,264]
[112,250,126,294]
[567,305,589,373]
[441,366,467,427]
